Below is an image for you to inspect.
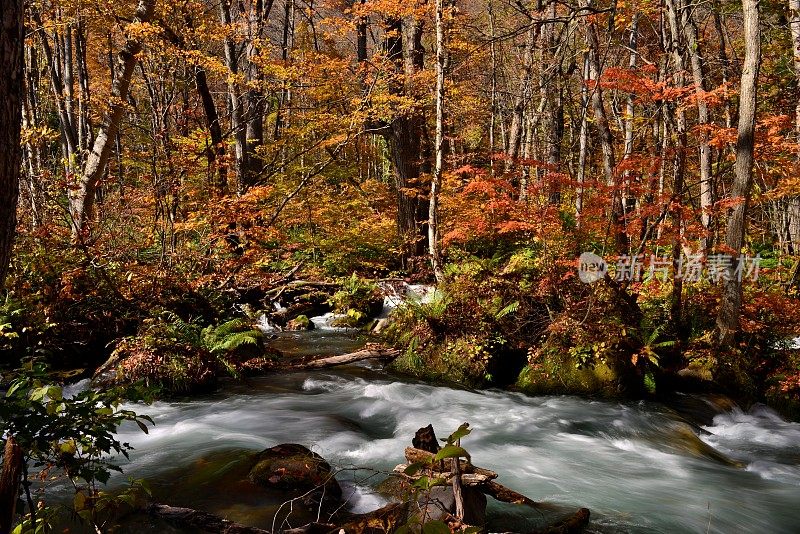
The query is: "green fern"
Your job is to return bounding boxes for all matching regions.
[494,300,519,320]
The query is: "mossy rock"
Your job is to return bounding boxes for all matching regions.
[286,315,314,331]
[248,444,342,506]
[516,352,621,397]
[94,340,217,395]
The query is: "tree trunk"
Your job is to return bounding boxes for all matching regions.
[429,0,446,280]
[584,6,625,251]
[0,0,23,288]
[68,0,156,240]
[383,16,429,258]
[243,0,269,189]
[195,66,228,191]
[505,26,536,173]
[682,3,713,253]
[717,0,760,348]
[0,437,23,534]
[665,0,688,336]
[220,0,248,193]
[575,51,589,222]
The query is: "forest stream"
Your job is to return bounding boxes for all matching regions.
[60,322,800,534]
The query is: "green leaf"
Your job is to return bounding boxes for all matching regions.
[445,422,471,444]
[47,386,62,401]
[433,444,470,462]
[404,462,425,475]
[422,519,451,534]
[135,420,150,435]
[6,380,23,398]
[29,386,50,402]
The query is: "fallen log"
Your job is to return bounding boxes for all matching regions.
[283,347,400,370]
[148,504,271,534]
[404,446,498,479]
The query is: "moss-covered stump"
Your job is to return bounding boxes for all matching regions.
[248,444,342,512]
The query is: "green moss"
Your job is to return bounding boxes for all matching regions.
[286,315,313,330]
[515,350,621,397]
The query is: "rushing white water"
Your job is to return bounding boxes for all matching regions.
[110,358,800,533]
[255,313,279,333]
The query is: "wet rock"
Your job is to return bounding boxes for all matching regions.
[418,486,487,526]
[248,444,342,511]
[376,475,414,502]
[286,315,314,331]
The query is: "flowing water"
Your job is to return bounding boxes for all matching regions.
[102,327,800,533]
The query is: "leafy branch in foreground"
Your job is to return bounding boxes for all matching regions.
[0,362,153,533]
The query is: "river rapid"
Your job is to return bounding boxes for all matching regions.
[102,327,800,533]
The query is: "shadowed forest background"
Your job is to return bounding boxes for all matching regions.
[2,0,800,413]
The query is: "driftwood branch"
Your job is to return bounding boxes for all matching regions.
[282,348,400,371]
[403,447,498,479]
[398,446,547,509]
[393,464,491,486]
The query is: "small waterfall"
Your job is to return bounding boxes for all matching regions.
[310,312,349,331]
[256,314,279,333]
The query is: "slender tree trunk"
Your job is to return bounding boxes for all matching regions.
[682,3,713,253]
[665,0,688,334]
[584,8,625,251]
[505,26,536,173]
[68,0,156,240]
[488,0,497,175]
[220,0,248,193]
[429,0,447,280]
[622,15,638,217]
[575,51,589,222]
[717,0,761,348]
[195,66,227,191]
[0,0,23,288]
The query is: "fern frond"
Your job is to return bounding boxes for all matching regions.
[495,301,520,320]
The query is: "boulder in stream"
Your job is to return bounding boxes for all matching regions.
[248,444,342,511]
[286,315,315,331]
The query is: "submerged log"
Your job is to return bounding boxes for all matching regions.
[283,347,400,370]
[148,504,271,534]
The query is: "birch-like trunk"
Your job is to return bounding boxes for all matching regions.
[682,4,713,252]
[68,0,156,240]
[429,0,447,280]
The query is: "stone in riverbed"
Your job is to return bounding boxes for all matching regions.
[286,315,314,331]
[248,443,341,510]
